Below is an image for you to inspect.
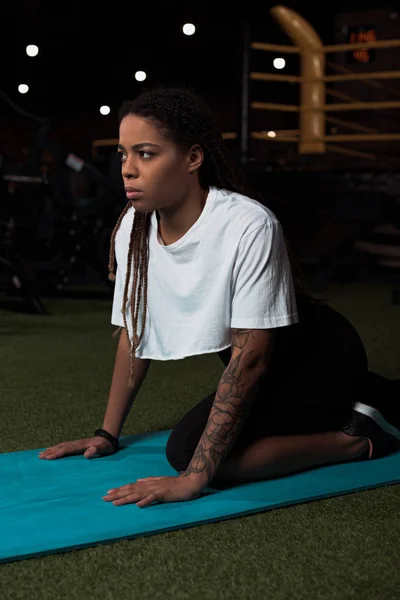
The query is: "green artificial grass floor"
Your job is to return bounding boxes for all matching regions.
[0,282,399,599]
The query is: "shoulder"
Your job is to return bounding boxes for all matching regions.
[212,187,280,239]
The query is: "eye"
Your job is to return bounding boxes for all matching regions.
[139,151,154,160]
[118,151,126,163]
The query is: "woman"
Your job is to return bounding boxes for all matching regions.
[39,86,400,508]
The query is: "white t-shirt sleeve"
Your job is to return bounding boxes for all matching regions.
[231,220,299,329]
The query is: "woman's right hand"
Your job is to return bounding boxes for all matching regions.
[38,436,116,460]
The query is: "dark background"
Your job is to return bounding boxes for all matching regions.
[1,0,399,308]
[2,0,399,159]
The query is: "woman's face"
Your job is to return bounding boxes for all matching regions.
[118,114,202,212]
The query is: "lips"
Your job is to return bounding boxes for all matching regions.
[125,188,143,199]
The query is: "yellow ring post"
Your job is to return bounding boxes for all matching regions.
[270,5,325,154]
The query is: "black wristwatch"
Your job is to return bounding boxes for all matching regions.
[94,428,120,451]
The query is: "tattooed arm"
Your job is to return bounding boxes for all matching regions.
[181,328,276,488]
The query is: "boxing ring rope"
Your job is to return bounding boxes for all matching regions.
[92,6,400,167]
[247,5,400,162]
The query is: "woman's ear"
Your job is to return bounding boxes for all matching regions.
[187,144,204,174]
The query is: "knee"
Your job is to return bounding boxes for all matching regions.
[165,428,191,472]
[165,390,217,472]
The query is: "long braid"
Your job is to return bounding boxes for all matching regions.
[108,200,151,386]
[128,212,150,386]
[108,201,131,281]
[122,215,137,343]
[110,85,309,388]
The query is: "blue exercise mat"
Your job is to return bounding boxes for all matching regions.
[1,429,399,564]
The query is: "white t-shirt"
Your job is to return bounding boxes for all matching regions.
[111,186,299,360]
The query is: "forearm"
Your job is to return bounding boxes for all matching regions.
[102,328,151,438]
[182,361,267,487]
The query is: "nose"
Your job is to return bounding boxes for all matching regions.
[122,155,139,180]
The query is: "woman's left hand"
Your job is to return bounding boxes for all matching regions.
[103,475,204,508]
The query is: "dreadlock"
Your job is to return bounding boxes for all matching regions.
[108,85,309,387]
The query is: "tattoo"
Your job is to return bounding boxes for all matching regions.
[231,328,256,361]
[182,329,265,484]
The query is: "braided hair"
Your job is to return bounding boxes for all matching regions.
[108,86,307,387]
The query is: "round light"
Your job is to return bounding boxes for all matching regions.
[273,58,286,70]
[18,84,29,94]
[135,71,147,82]
[183,23,196,36]
[267,131,276,138]
[26,45,39,57]
[100,105,111,115]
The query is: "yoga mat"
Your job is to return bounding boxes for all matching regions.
[1,429,399,564]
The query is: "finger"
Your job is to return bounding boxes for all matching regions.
[107,483,136,493]
[106,482,153,501]
[106,490,136,504]
[40,452,62,460]
[136,493,159,508]
[84,446,97,459]
[106,486,135,498]
[107,478,165,495]
[113,493,159,507]
[38,448,55,457]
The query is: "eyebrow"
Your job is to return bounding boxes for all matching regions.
[117,142,161,151]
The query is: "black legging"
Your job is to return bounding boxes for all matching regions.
[166,299,370,473]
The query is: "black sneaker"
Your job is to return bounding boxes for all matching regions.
[342,401,400,459]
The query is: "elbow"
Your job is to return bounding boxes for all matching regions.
[243,360,270,377]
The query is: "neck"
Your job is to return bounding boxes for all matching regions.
[156,185,209,244]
